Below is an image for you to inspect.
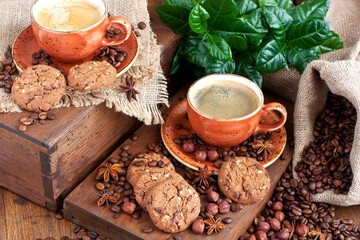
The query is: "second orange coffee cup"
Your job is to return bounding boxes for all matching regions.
[31,0,131,63]
[187,74,287,148]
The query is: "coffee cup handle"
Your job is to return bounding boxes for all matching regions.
[102,16,132,47]
[254,102,287,134]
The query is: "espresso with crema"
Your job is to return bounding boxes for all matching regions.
[191,81,260,119]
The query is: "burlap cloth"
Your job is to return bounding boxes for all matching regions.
[292,0,360,206]
[0,0,168,125]
[263,0,360,102]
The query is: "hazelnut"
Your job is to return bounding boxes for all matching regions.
[207,149,219,162]
[277,230,289,240]
[121,202,136,215]
[255,230,268,240]
[207,190,220,202]
[192,219,205,234]
[206,203,218,215]
[218,200,230,214]
[269,218,281,231]
[271,201,283,211]
[256,222,270,233]
[295,224,309,237]
[182,142,195,153]
[195,150,207,162]
[246,235,256,240]
[274,211,285,222]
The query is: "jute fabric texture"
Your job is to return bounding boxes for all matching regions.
[0,0,168,125]
[262,0,360,102]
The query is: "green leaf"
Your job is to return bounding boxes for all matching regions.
[169,40,186,75]
[165,0,194,8]
[292,0,330,23]
[275,0,293,11]
[262,6,293,40]
[202,0,238,30]
[235,52,263,87]
[258,0,277,7]
[189,4,210,34]
[205,59,236,74]
[182,36,212,67]
[255,39,288,73]
[224,35,248,51]
[288,20,329,49]
[313,31,344,55]
[206,34,233,60]
[235,0,258,16]
[287,45,319,73]
[154,5,192,35]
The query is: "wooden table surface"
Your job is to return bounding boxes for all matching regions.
[1,0,360,239]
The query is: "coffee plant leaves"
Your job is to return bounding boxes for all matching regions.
[202,0,238,31]
[236,0,258,16]
[205,59,236,74]
[189,4,210,34]
[165,0,194,8]
[287,46,319,73]
[154,5,192,35]
[206,34,233,60]
[256,39,288,73]
[262,6,293,40]
[275,0,293,12]
[182,36,212,67]
[258,0,277,7]
[169,41,186,75]
[288,20,329,49]
[313,31,344,55]
[235,52,263,87]
[224,35,248,51]
[292,0,330,23]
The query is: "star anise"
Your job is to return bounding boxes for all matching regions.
[119,76,140,102]
[308,226,325,240]
[97,190,117,206]
[96,163,124,182]
[282,220,296,239]
[191,165,215,188]
[252,139,274,161]
[204,216,225,234]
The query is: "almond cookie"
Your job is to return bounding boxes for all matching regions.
[135,171,183,208]
[12,65,66,112]
[126,153,175,187]
[146,178,200,233]
[218,157,270,204]
[67,61,117,91]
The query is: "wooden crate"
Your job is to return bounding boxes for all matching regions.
[63,86,294,240]
[0,0,182,211]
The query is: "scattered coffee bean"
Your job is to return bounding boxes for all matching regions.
[55,213,63,220]
[173,234,183,240]
[130,134,138,141]
[138,22,146,30]
[223,217,233,224]
[134,31,141,37]
[18,124,27,132]
[142,227,153,233]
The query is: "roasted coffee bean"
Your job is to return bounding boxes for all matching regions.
[18,124,27,132]
[88,232,98,239]
[142,227,153,233]
[138,22,146,30]
[173,234,183,240]
[55,213,63,220]
[223,217,233,224]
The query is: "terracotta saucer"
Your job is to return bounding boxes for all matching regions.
[161,99,287,174]
[12,26,139,76]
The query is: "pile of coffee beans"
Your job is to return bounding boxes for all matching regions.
[38,225,110,240]
[18,111,56,132]
[0,46,18,93]
[174,124,273,168]
[240,165,359,240]
[93,46,127,69]
[295,93,355,195]
[32,49,64,73]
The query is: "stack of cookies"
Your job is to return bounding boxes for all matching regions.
[127,153,201,233]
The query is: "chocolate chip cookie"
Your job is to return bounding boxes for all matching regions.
[126,153,175,187]
[12,65,66,112]
[134,171,183,208]
[218,157,270,204]
[146,178,200,233]
[67,61,117,91]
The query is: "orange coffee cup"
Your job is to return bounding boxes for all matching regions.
[31,0,131,63]
[187,74,287,147]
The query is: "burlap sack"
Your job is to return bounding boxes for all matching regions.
[293,55,360,206]
[263,0,360,102]
[0,0,168,125]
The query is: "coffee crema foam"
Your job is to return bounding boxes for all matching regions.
[192,81,260,119]
[34,0,102,31]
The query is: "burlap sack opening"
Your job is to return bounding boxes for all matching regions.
[263,0,360,102]
[293,59,360,206]
[0,0,168,125]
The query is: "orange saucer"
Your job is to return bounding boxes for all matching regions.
[161,99,287,174]
[12,26,139,76]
